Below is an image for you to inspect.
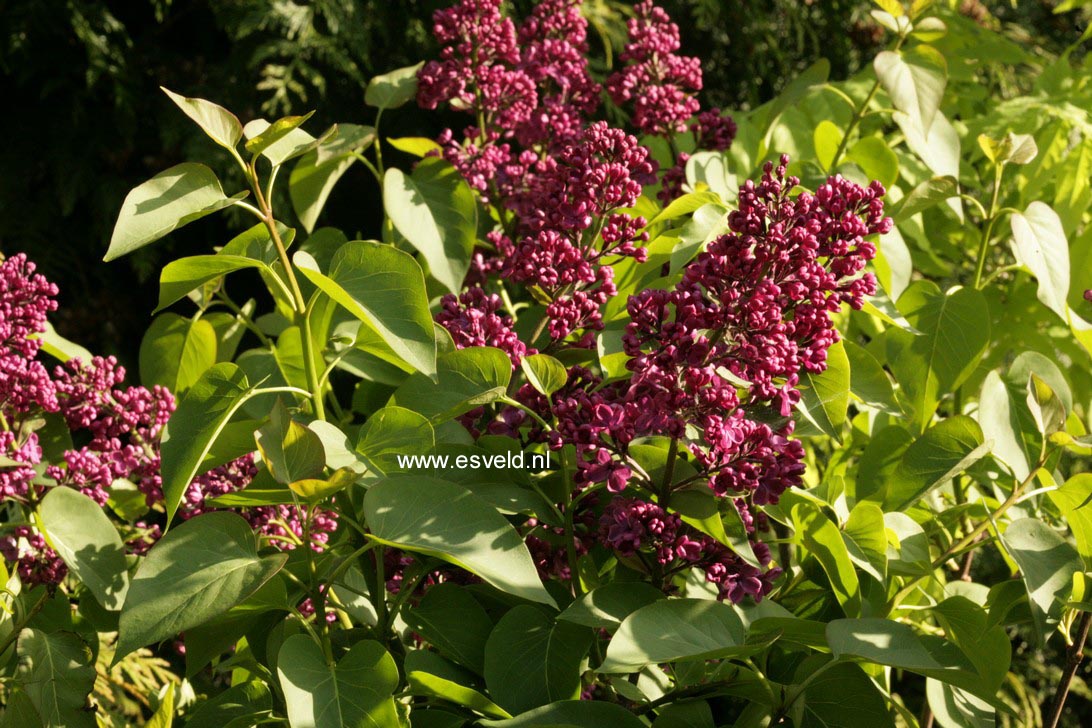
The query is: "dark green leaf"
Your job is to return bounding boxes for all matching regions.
[404,583,493,674]
[484,606,593,714]
[478,701,644,728]
[277,635,401,728]
[390,347,511,423]
[364,476,554,606]
[15,629,95,728]
[117,512,287,658]
[600,599,746,672]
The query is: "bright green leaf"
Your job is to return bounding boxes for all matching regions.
[39,487,129,611]
[383,158,477,294]
[105,163,244,261]
[295,242,436,377]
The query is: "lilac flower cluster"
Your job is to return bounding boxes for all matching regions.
[165,453,338,551]
[606,0,703,137]
[435,288,531,367]
[0,253,341,587]
[0,254,176,584]
[417,0,888,608]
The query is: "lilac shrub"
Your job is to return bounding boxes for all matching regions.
[419,0,890,605]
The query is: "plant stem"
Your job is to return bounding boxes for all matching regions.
[0,590,48,656]
[1046,611,1092,728]
[972,165,1004,290]
[829,34,906,169]
[247,160,327,421]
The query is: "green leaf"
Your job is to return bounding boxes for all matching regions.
[842,502,888,582]
[255,401,326,484]
[139,313,218,394]
[648,190,722,225]
[978,370,1034,480]
[404,650,510,720]
[289,467,357,502]
[36,322,93,364]
[363,475,554,606]
[886,283,990,430]
[931,597,1010,691]
[652,701,714,728]
[290,124,376,233]
[484,606,593,713]
[146,683,175,728]
[155,255,266,313]
[117,512,287,658]
[521,354,568,397]
[161,87,242,151]
[847,136,899,188]
[479,700,644,728]
[105,163,244,261]
[797,662,894,728]
[978,132,1037,166]
[38,487,129,611]
[383,158,477,294]
[1001,518,1081,646]
[386,137,441,157]
[0,689,43,728]
[179,681,272,728]
[242,119,329,167]
[926,680,994,728]
[903,118,962,204]
[245,112,315,157]
[1011,201,1070,321]
[390,347,511,423]
[159,363,261,523]
[813,120,844,172]
[826,619,992,698]
[365,62,424,109]
[669,489,761,568]
[599,599,746,672]
[355,406,435,475]
[1026,373,1066,436]
[558,583,665,631]
[277,635,401,728]
[294,241,436,377]
[1049,474,1092,569]
[669,203,729,274]
[404,583,493,674]
[15,629,95,728]
[874,46,947,134]
[792,503,861,616]
[844,340,898,413]
[797,339,850,439]
[888,175,957,220]
[882,415,988,510]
